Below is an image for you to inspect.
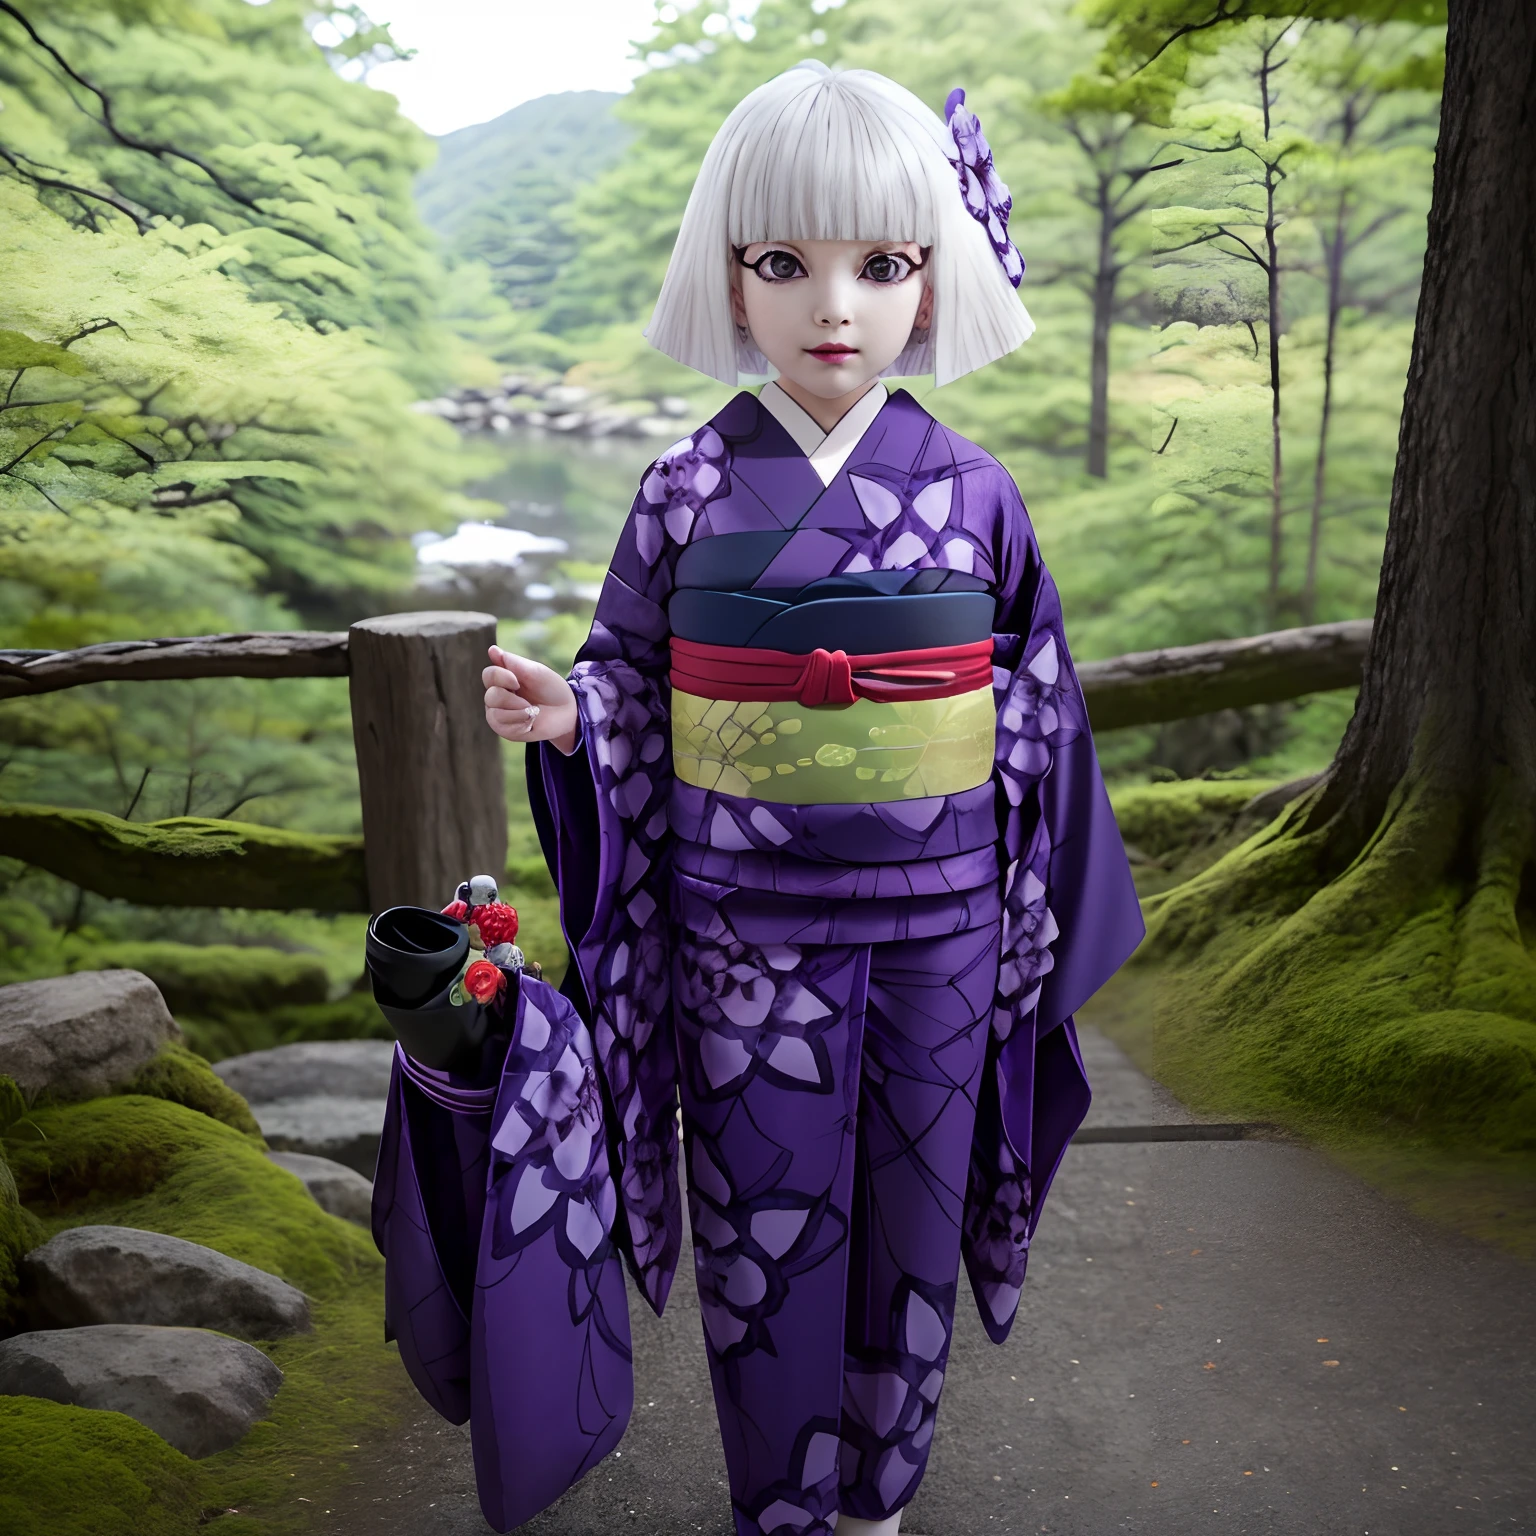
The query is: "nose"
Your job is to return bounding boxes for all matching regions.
[811,268,857,329]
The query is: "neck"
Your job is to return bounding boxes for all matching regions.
[773,376,880,434]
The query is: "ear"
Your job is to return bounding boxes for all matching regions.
[914,276,935,331]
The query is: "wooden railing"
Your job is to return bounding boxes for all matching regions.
[0,613,504,913]
[0,615,1373,912]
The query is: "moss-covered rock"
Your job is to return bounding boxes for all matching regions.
[69,943,330,1018]
[0,1397,207,1536]
[114,1044,262,1139]
[1,1076,45,1332]
[0,1085,399,1531]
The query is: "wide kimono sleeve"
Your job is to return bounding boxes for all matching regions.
[962,469,1145,1342]
[526,429,728,1315]
[371,975,633,1532]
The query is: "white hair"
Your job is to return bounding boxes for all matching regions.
[644,61,1034,388]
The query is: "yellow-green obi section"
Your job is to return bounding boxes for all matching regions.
[671,686,996,803]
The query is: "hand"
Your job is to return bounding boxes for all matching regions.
[483,645,580,754]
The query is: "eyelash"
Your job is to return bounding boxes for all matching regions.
[733,247,928,285]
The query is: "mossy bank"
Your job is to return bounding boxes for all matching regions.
[0,1048,409,1535]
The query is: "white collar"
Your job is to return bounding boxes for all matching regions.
[759,381,888,487]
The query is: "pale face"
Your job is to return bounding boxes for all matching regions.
[730,238,933,428]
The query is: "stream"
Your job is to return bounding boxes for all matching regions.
[412,428,665,624]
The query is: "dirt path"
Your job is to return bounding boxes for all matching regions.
[313,1029,1535,1535]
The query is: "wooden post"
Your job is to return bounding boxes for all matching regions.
[348,612,507,911]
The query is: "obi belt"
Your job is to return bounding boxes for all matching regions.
[666,533,998,805]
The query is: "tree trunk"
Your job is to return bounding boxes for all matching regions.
[1264,165,1285,628]
[1087,186,1117,479]
[1302,197,1348,627]
[1306,0,1536,858]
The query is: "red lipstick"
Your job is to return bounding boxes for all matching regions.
[807,343,858,359]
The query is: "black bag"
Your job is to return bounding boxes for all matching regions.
[366,905,504,1073]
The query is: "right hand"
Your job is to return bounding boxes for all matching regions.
[483,645,580,754]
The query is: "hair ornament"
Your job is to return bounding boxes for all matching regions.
[943,88,1024,288]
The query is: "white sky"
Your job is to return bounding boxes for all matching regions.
[356,1,663,136]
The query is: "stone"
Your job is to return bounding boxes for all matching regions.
[0,1324,283,1458]
[22,1225,310,1340]
[0,970,179,1101]
[211,1038,395,1104]
[266,1150,374,1226]
[252,1095,387,1177]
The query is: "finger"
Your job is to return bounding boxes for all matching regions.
[482,664,521,692]
[487,706,535,732]
[487,706,542,738]
[484,686,530,712]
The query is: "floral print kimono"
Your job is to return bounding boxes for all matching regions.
[372,381,1143,1534]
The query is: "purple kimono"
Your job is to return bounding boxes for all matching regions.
[373,385,1142,1534]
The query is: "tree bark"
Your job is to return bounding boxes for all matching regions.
[1303,193,1349,626]
[348,611,507,911]
[1307,0,1536,853]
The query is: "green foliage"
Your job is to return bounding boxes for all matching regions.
[418,91,632,317]
[178,989,391,1066]
[74,943,329,1016]
[543,0,854,336]
[0,1398,206,1536]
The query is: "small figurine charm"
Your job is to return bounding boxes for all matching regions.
[442,873,521,960]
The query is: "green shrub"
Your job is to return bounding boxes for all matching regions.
[70,943,329,1017]
[179,988,393,1064]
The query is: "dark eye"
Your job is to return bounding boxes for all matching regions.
[861,251,918,284]
[736,247,807,283]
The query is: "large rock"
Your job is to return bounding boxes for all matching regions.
[0,1324,283,1457]
[0,970,179,1101]
[213,1041,393,1177]
[266,1150,374,1226]
[251,1096,387,1177]
[22,1225,310,1340]
[212,1039,394,1103]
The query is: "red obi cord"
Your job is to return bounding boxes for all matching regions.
[669,635,995,707]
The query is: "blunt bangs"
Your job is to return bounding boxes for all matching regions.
[724,83,940,249]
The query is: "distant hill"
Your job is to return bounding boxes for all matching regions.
[416,91,631,313]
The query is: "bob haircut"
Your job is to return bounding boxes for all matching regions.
[645,61,1034,388]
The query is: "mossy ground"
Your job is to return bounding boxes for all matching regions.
[0,1051,412,1534]
[1087,778,1536,1259]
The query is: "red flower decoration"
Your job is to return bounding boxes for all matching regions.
[464,958,506,1005]
[468,901,519,948]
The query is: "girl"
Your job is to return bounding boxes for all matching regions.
[377,60,1141,1536]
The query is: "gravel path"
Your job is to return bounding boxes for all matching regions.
[313,1028,1535,1536]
